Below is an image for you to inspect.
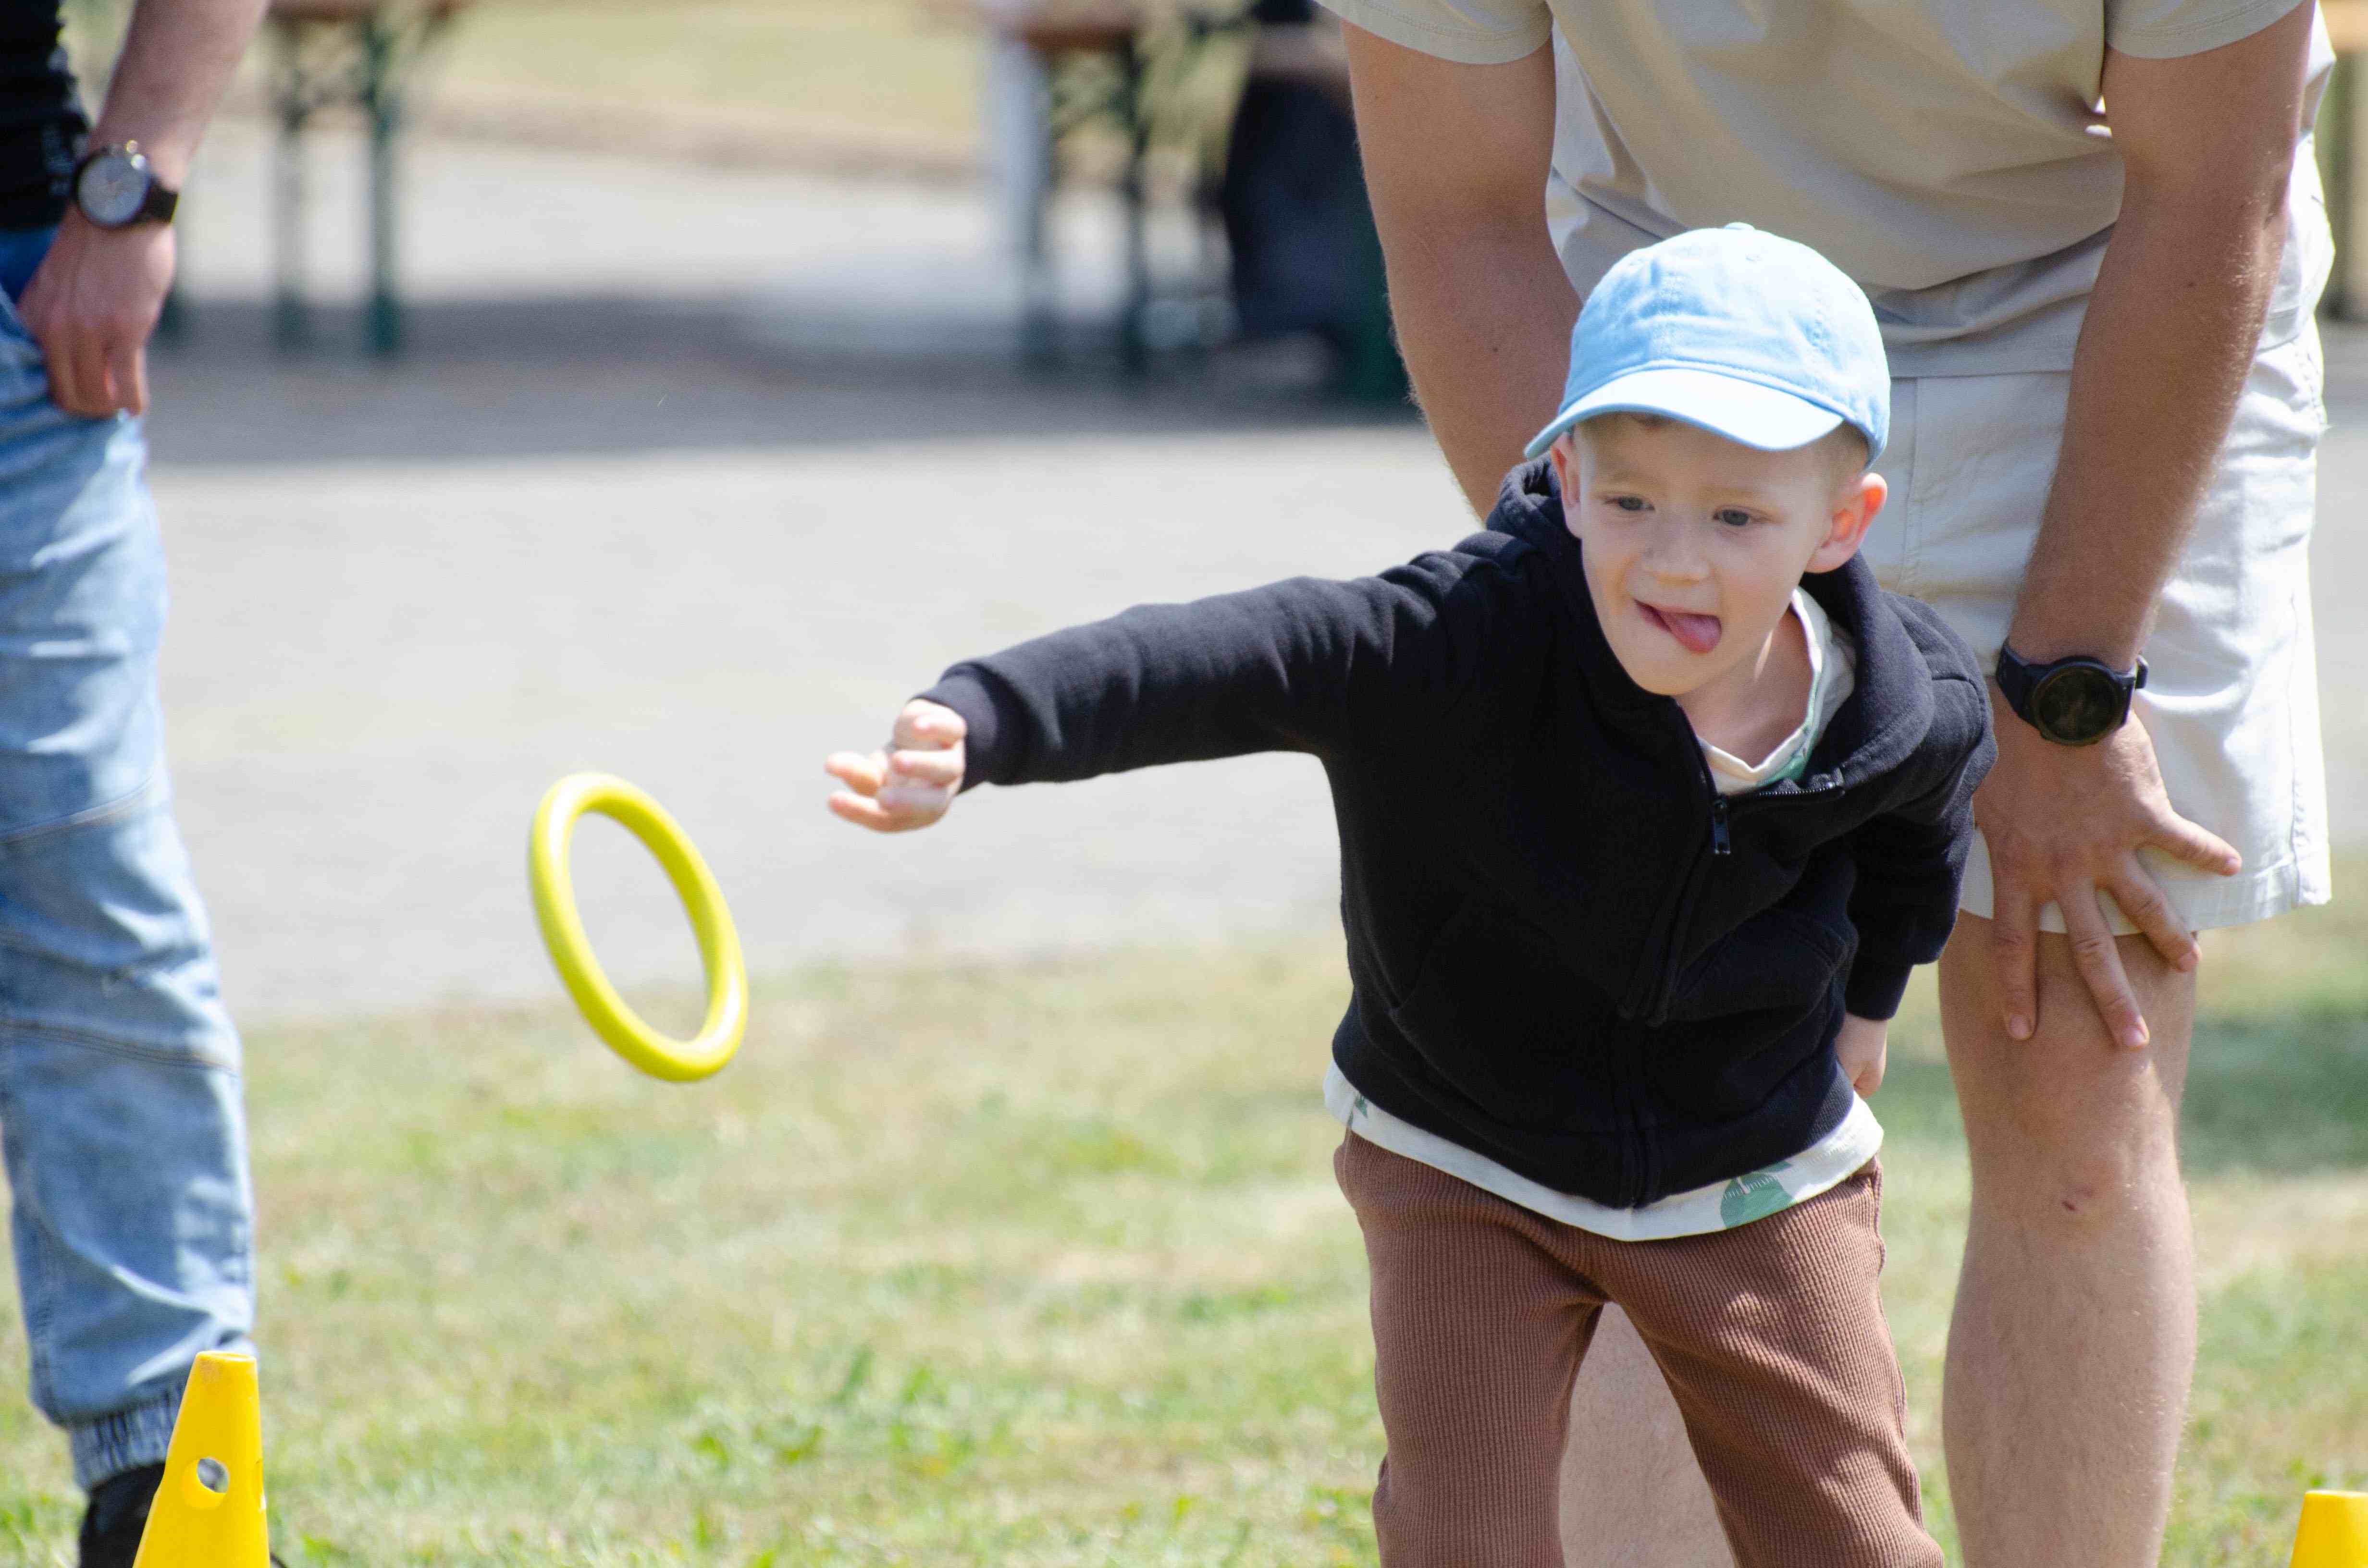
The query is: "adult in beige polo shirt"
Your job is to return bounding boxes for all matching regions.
[1316,0,2331,1562]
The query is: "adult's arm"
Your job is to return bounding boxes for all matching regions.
[1975,0,2315,1047]
[19,0,270,416]
[1342,24,1574,514]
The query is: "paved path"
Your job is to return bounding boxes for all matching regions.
[146,127,2367,1022]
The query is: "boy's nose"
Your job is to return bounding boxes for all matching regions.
[1641,541,1710,582]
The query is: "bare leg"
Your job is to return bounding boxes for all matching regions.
[1940,915,2195,1568]
[1558,1307,1733,1568]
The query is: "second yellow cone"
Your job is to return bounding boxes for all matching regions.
[133,1350,271,1568]
[2293,1490,2368,1568]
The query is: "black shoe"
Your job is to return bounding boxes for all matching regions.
[77,1462,287,1568]
[76,1463,164,1568]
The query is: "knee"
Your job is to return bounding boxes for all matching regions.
[1969,1114,2180,1230]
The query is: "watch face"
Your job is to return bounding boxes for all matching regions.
[76,151,150,227]
[2030,664,2123,745]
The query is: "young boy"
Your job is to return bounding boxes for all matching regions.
[826,225,1992,1567]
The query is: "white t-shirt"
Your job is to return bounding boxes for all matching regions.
[1328,594,1877,1239]
[1703,590,1854,796]
[1316,0,2332,376]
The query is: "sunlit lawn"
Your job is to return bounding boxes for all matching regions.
[1,871,2363,1564]
[430,1,985,158]
[64,0,986,164]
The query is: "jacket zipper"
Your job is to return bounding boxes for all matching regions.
[1607,744,1727,1202]
[1636,745,1727,1020]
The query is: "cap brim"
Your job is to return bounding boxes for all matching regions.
[1522,368,1848,460]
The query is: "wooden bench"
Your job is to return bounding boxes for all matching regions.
[942,1,1244,368]
[262,0,471,353]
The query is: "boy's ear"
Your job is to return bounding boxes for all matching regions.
[1547,433,1579,514]
[1806,471,1887,573]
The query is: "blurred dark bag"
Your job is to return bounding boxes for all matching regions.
[1218,33,1406,398]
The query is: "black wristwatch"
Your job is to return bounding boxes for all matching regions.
[1995,643,2146,747]
[71,142,178,230]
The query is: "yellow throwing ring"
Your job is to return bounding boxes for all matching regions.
[529,773,747,1082]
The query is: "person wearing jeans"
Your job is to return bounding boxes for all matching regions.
[0,1,268,1562]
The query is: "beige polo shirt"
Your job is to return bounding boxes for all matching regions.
[1317,0,2332,376]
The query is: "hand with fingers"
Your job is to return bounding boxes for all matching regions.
[17,212,174,418]
[1975,687,2239,1050]
[826,699,968,833]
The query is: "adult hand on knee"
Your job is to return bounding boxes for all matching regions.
[1974,690,2239,1050]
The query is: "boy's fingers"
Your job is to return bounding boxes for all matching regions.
[893,700,967,750]
[824,750,888,796]
[876,784,953,820]
[884,748,964,788]
[826,790,891,829]
[828,790,927,832]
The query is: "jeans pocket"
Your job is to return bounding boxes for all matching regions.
[0,287,47,387]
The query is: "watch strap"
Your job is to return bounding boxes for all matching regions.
[1995,641,2040,721]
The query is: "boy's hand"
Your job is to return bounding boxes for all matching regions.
[1837,1013,1888,1097]
[826,700,967,832]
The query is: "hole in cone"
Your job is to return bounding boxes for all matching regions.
[196,1457,229,1494]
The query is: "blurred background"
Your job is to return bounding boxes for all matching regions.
[38,0,2368,1021]
[0,7,2360,1563]
[64,0,1461,1022]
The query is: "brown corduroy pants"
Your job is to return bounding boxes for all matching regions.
[1336,1131,1942,1568]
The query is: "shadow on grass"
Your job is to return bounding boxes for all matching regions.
[1864,1004,2368,1177]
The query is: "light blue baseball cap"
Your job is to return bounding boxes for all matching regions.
[1523,224,1888,464]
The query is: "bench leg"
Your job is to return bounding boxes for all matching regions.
[362,14,403,356]
[270,21,310,352]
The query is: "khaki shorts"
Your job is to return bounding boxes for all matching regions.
[1857,326,2332,934]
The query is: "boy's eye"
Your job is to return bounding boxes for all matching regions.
[1608,495,1650,513]
[1714,507,1757,528]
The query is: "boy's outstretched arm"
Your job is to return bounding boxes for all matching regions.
[826,699,967,833]
[865,556,1529,802]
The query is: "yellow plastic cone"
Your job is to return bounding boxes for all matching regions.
[2293,1490,2368,1568]
[132,1351,271,1568]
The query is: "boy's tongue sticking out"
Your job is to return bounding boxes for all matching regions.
[1640,602,1722,655]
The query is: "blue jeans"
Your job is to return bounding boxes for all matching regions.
[0,227,255,1491]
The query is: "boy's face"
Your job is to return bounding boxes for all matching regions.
[1551,416,1885,704]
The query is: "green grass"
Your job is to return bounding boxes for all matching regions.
[428,1,986,158]
[1,880,2364,1564]
[61,0,990,169]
